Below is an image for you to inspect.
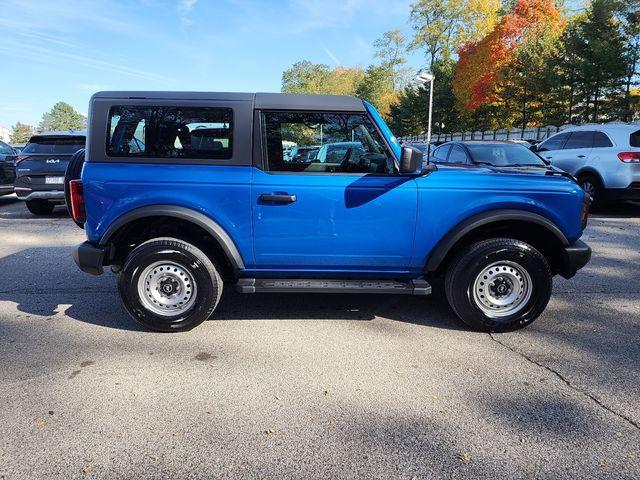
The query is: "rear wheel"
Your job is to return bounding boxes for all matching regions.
[578,173,604,210]
[117,237,223,332]
[26,199,55,215]
[445,238,552,332]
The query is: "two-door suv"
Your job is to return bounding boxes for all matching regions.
[69,92,591,332]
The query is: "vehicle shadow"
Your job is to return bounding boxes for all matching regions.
[0,245,464,333]
[591,200,640,218]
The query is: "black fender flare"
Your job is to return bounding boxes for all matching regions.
[99,205,245,271]
[424,209,569,273]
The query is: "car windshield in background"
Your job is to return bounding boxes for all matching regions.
[466,143,546,167]
[0,141,14,155]
[22,137,85,154]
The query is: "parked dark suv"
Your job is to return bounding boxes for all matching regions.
[0,140,17,197]
[15,131,86,214]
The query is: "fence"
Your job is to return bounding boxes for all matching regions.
[399,125,564,144]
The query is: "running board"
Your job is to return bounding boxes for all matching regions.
[236,278,431,296]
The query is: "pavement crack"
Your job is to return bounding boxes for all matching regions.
[488,332,640,432]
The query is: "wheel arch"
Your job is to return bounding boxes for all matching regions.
[424,209,569,275]
[574,167,605,186]
[100,205,245,275]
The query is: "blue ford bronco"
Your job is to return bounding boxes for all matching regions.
[68,92,591,332]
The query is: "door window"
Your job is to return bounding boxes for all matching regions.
[538,132,570,151]
[448,145,468,164]
[261,111,395,174]
[563,131,593,150]
[432,144,451,162]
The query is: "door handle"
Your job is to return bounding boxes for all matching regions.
[577,155,586,158]
[259,193,297,203]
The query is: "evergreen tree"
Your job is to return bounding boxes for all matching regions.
[38,102,86,132]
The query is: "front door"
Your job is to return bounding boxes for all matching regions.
[251,110,417,272]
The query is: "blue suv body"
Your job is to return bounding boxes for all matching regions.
[70,92,590,332]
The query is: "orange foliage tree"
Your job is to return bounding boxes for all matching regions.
[452,0,565,112]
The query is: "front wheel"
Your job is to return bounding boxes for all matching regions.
[118,237,223,332]
[445,238,552,332]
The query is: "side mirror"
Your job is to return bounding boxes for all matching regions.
[400,146,423,174]
[529,144,538,152]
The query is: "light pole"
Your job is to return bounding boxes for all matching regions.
[416,72,435,158]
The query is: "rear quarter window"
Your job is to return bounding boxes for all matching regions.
[631,130,640,148]
[107,105,233,160]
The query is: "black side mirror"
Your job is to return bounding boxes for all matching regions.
[400,146,423,174]
[529,144,538,152]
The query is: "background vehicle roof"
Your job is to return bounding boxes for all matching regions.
[91,91,367,112]
[31,131,87,138]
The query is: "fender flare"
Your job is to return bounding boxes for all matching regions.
[424,209,569,273]
[99,205,245,270]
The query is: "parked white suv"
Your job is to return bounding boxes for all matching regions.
[533,124,640,207]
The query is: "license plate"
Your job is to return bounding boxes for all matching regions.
[45,176,65,184]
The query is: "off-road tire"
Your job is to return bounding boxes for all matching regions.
[445,238,552,332]
[118,237,223,332]
[26,199,55,216]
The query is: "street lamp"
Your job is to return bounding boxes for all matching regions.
[416,71,435,158]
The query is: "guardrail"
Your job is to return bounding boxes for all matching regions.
[399,125,562,144]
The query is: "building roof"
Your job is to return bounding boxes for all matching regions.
[91,91,366,112]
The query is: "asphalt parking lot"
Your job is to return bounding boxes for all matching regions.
[0,194,639,480]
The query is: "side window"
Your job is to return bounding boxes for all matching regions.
[563,131,593,150]
[448,145,468,164]
[538,132,570,152]
[593,131,613,148]
[261,111,395,174]
[107,105,233,160]
[432,144,451,162]
[631,130,640,147]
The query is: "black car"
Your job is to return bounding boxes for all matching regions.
[429,140,551,169]
[14,131,86,215]
[0,140,17,197]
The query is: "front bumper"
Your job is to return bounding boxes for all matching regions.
[73,241,107,275]
[559,239,591,279]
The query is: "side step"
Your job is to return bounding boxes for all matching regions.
[236,278,431,296]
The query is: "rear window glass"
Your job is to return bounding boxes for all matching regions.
[0,141,14,155]
[107,106,233,160]
[631,130,640,147]
[22,137,85,154]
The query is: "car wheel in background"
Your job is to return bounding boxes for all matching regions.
[577,173,604,210]
[64,148,86,227]
[25,199,55,216]
[445,238,552,332]
[117,237,223,332]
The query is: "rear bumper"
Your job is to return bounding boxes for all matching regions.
[14,187,65,201]
[559,239,591,279]
[604,186,640,202]
[73,241,106,275]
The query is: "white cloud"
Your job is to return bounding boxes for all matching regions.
[322,46,342,66]
[179,0,198,12]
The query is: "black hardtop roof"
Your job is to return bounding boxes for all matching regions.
[91,91,366,112]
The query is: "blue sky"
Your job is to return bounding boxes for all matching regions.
[0,0,419,128]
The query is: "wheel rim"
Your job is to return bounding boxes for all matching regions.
[137,261,197,317]
[581,180,597,199]
[472,261,532,318]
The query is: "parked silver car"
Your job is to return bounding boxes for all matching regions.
[533,124,640,207]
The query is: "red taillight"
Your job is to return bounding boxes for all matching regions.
[69,180,86,224]
[618,152,640,163]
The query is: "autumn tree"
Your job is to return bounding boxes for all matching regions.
[452,0,566,129]
[281,60,365,96]
[409,0,500,67]
[10,122,35,144]
[38,101,86,132]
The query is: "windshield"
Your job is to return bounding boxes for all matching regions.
[465,143,546,167]
[22,137,86,154]
[0,141,15,155]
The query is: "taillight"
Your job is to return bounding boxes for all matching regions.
[618,152,640,163]
[69,180,86,224]
[581,193,590,229]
